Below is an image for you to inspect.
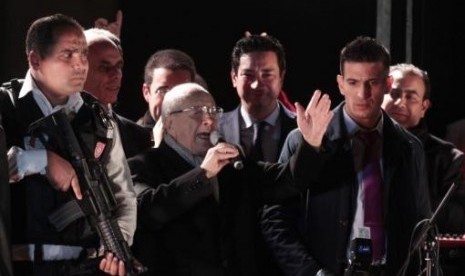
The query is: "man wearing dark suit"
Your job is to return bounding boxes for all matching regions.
[261,36,432,276]
[128,82,333,276]
[84,28,152,158]
[218,34,296,163]
[112,114,152,158]
[382,63,465,275]
[219,104,295,162]
[383,63,465,234]
[445,119,465,156]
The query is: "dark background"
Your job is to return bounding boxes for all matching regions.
[1,0,463,137]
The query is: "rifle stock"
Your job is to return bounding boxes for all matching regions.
[29,109,146,275]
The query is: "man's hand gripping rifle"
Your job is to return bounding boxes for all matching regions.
[29,109,146,275]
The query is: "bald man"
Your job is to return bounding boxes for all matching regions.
[128,82,334,276]
[84,28,152,158]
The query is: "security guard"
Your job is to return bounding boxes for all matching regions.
[0,14,136,276]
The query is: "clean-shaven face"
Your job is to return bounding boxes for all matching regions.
[231,51,283,116]
[143,68,192,121]
[85,39,123,106]
[32,27,88,105]
[165,93,217,156]
[382,72,429,128]
[337,61,391,128]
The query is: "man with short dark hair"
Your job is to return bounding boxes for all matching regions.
[219,34,296,163]
[0,14,136,276]
[138,49,197,128]
[262,37,431,276]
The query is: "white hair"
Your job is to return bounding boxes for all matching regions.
[161,82,211,117]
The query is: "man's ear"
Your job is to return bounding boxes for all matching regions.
[28,51,40,70]
[142,83,151,103]
[230,69,237,88]
[163,116,172,131]
[385,75,393,92]
[336,74,344,96]
[422,99,431,112]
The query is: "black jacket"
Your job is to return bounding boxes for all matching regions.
[0,80,116,247]
[0,123,12,276]
[128,141,300,276]
[114,113,152,158]
[261,103,432,276]
[410,120,465,234]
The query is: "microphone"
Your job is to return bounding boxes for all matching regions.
[344,238,372,276]
[209,130,244,170]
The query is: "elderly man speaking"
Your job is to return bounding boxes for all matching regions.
[127,82,333,276]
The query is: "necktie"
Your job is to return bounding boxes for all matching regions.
[359,130,385,262]
[252,121,266,161]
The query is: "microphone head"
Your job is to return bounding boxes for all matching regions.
[209,130,244,170]
[209,130,222,145]
[233,160,244,170]
[348,238,372,269]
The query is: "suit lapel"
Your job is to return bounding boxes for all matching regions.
[219,106,241,145]
[381,114,404,218]
[328,104,360,217]
[159,141,198,174]
[278,104,297,150]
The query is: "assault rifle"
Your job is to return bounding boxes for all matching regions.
[29,109,145,275]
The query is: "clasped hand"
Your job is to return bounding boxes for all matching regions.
[200,143,239,178]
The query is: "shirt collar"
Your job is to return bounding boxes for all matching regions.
[19,70,84,116]
[164,133,203,166]
[342,106,384,137]
[240,102,280,128]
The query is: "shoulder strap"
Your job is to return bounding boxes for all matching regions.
[0,79,24,129]
[80,92,114,139]
[0,79,23,107]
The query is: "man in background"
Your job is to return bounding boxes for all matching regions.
[219,34,296,163]
[137,49,197,128]
[84,28,152,157]
[382,63,465,275]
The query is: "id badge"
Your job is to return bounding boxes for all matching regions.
[357,226,371,239]
[24,135,46,150]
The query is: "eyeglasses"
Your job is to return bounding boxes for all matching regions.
[169,106,224,120]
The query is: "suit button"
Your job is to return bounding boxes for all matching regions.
[339,219,348,226]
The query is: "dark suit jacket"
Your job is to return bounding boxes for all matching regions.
[410,120,465,234]
[445,118,465,154]
[114,113,152,158]
[261,103,432,276]
[218,102,296,162]
[136,110,156,128]
[0,124,12,276]
[128,141,300,276]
